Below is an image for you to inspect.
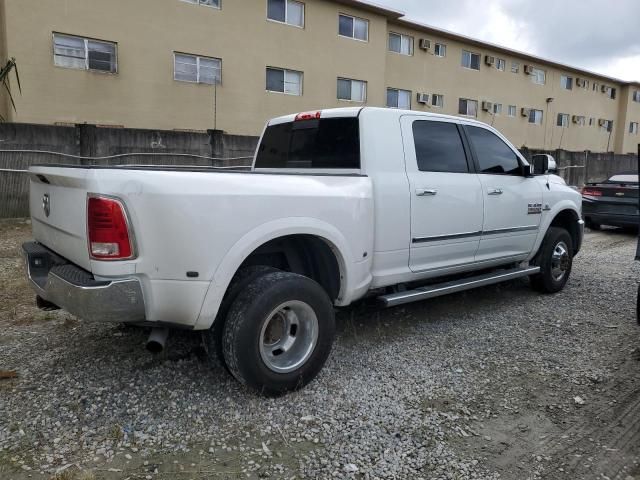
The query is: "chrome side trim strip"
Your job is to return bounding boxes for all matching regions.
[412,231,482,244]
[481,225,538,236]
[379,266,541,307]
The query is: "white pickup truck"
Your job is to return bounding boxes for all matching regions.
[23,107,583,395]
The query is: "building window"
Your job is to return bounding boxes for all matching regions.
[530,68,546,85]
[434,43,446,57]
[388,33,413,55]
[560,75,573,90]
[593,82,599,92]
[431,94,444,108]
[496,58,506,71]
[183,0,220,8]
[53,33,117,73]
[633,91,640,102]
[557,113,569,127]
[267,0,304,27]
[387,88,411,109]
[461,50,480,70]
[574,115,586,126]
[630,122,639,134]
[576,78,589,89]
[511,62,519,73]
[337,78,366,102]
[493,103,502,115]
[266,67,302,95]
[174,53,221,84]
[508,105,516,117]
[589,117,595,126]
[458,98,478,117]
[600,119,613,132]
[528,109,543,124]
[604,86,616,99]
[339,14,368,41]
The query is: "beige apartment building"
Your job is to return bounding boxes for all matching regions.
[1,0,639,154]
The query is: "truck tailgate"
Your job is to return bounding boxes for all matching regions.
[29,166,92,271]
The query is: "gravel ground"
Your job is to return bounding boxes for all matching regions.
[1,218,640,480]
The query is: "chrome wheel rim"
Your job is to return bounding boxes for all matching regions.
[551,241,570,281]
[259,301,318,374]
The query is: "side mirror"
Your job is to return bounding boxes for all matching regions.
[521,163,534,177]
[531,154,558,175]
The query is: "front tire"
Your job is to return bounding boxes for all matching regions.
[222,271,335,396]
[530,227,573,293]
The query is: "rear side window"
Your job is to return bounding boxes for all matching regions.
[412,120,468,173]
[255,118,360,169]
[466,125,520,175]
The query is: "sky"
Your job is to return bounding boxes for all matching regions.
[373,0,640,82]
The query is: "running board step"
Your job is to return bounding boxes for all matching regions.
[378,266,540,308]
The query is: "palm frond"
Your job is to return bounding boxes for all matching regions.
[0,57,20,121]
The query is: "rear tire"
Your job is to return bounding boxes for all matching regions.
[203,266,278,369]
[530,227,573,293]
[222,271,335,396]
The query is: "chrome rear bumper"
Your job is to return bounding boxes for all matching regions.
[23,242,145,323]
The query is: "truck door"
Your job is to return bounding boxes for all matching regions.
[463,124,543,262]
[401,116,484,273]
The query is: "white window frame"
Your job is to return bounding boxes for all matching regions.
[493,103,502,115]
[528,109,543,125]
[181,0,221,9]
[557,113,569,127]
[461,50,481,71]
[633,91,640,102]
[386,88,411,109]
[630,122,639,134]
[338,14,369,42]
[508,105,516,117]
[496,58,506,71]
[388,32,413,56]
[267,0,305,28]
[458,98,478,117]
[337,77,367,102]
[265,67,303,95]
[431,94,444,108]
[53,33,118,73]
[530,68,546,85]
[173,53,221,84]
[434,43,446,57]
[511,62,519,73]
[560,75,573,90]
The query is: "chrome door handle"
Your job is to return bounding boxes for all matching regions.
[488,188,503,195]
[416,188,437,196]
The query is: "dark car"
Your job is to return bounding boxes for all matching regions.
[582,172,639,229]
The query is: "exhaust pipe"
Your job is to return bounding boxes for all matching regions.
[146,328,169,354]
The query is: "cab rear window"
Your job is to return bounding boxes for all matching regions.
[255,117,360,169]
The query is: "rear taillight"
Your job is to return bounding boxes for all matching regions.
[87,196,134,260]
[581,187,602,197]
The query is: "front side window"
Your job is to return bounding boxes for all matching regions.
[174,53,221,84]
[630,122,639,134]
[508,105,516,117]
[557,113,569,127]
[466,125,520,175]
[496,58,506,71]
[387,88,411,109]
[431,94,444,108]
[388,32,413,55]
[528,109,543,124]
[53,33,117,73]
[337,78,366,102]
[267,0,304,27]
[255,117,360,169]
[560,75,573,90]
[458,98,478,117]
[530,68,546,85]
[461,50,480,70]
[339,14,368,41]
[266,67,302,95]
[434,43,446,57]
[183,0,220,8]
[412,121,468,173]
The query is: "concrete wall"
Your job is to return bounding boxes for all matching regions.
[1,0,638,153]
[0,123,257,217]
[0,0,10,122]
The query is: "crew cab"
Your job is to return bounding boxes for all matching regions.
[23,107,583,395]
